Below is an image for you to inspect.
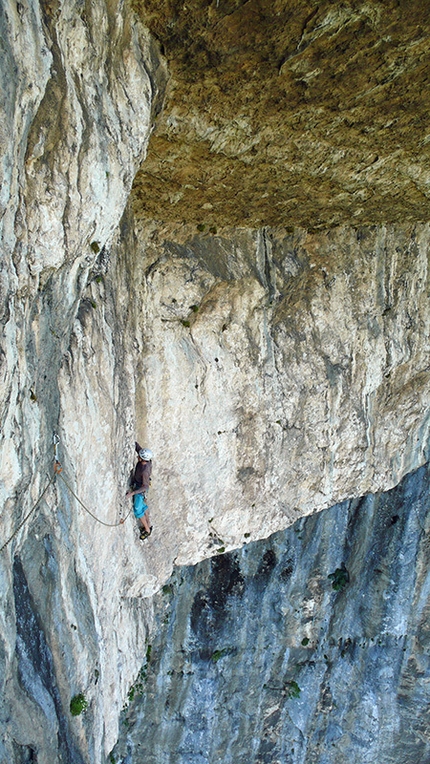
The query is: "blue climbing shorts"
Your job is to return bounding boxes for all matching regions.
[133,493,148,519]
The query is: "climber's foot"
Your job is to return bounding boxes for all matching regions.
[140,526,153,540]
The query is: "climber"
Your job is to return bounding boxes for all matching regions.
[126,443,153,540]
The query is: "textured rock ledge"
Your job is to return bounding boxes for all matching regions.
[135,221,430,569]
[112,460,430,764]
[3,214,428,763]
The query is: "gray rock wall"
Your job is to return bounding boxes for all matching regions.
[0,1,165,761]
[112,461,430,764]
[1,2,429,762]
[136,223,430,567]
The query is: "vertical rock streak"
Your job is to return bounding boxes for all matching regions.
[0,1,164,761]
[13,556,86,764]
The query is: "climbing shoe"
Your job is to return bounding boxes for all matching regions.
[140,527,153,540]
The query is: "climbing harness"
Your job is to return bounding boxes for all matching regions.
[0,433,131,552]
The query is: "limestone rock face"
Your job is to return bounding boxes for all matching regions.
[131,0,430,229]
[0,0,163,520]
[0,1,430,763]
[0,1,165,761]
[136,222,429,566]
[112,462,430,764]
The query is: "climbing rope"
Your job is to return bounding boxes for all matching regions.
[0,473,57,554]
[0,434,131,551]
[52,433,131,527]
[57,471,132,528]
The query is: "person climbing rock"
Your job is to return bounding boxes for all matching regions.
[126,443,153,540]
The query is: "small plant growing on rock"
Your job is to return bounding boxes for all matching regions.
[70,693,88,716]
[328,562,350,591]
[125,662,148,708]
[284,680,301,699]
[211,648,228,663]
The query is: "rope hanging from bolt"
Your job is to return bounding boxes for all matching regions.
[56,471,132,528]
[0,435,131,552]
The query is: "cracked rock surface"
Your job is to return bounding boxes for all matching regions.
[137,222,430,565]
[0,1,165,761]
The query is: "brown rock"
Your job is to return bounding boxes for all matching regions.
[131,0,430,229]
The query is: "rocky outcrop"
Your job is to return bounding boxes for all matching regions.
[135,222,429,567]
[0,1,166,761]
[112,461,430,764]
[0,0,164,534]
[1,1,429,763]
[131,0,430,229]
[42,216,428,762]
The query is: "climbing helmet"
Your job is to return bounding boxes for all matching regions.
[139,448,153,461]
